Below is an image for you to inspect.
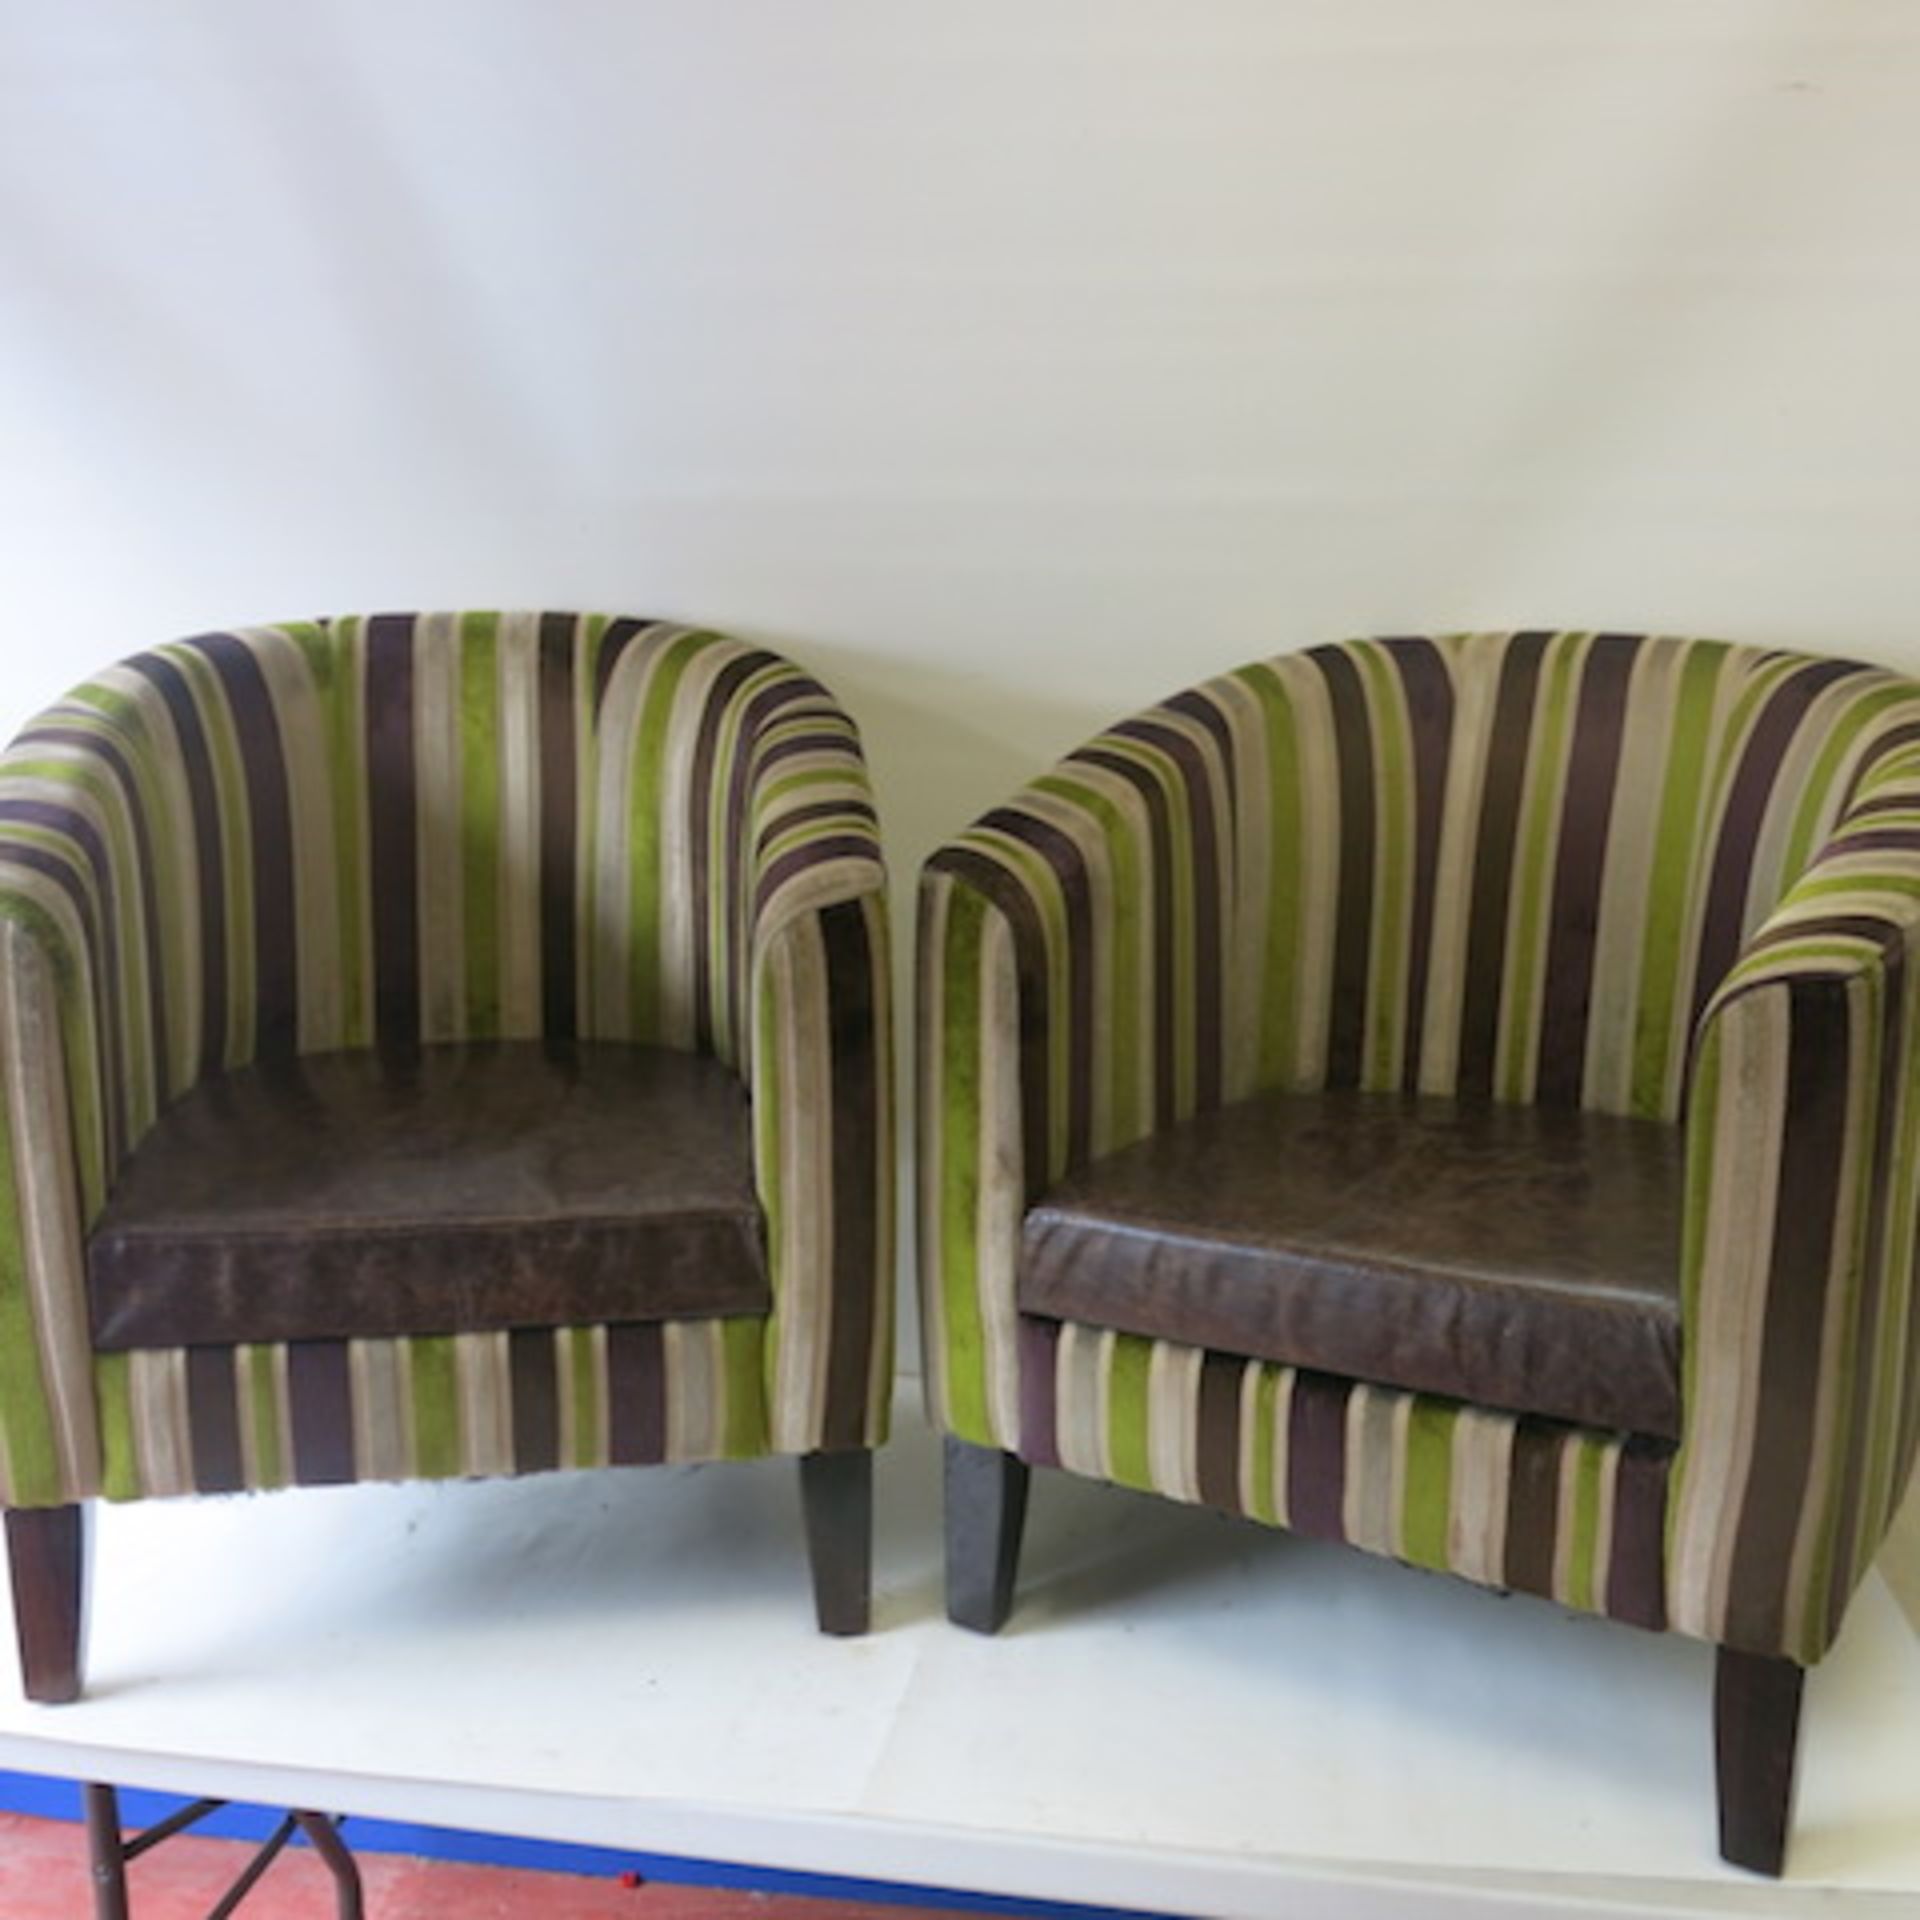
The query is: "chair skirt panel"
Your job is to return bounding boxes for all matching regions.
[93,1316,780,1501]
[1015,1319,1672,1634]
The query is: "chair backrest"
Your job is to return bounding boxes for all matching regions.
[0,612,860,1177]
[1205,631,1920,1120]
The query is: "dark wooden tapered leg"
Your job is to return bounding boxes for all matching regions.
[799,1450,872,1636]
[945,1438,1029,1634]
[1715,1646,1805,1876]
[6,1504,87,1704]
[84,1784,129,1920]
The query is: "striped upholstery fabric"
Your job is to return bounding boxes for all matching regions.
[0,612,892,1508]
[920,630,1920,1664]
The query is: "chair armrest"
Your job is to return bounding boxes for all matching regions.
[0,691,191,1505]
[917,702,1235,1449]
[733,678,893,1454]
[1675,758,1920,1662]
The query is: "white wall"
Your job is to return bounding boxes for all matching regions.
[6,2,1920,875]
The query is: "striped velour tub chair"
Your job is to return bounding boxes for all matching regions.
[920,630,1920,1875]
[0,611,893,1698]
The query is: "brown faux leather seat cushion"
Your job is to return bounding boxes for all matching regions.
[88,1041,769,1351]
[1020,1091,1685,1439]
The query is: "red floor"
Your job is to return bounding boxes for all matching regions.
[0,1812,995,1918]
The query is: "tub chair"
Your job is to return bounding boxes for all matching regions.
[0,611,893,1701]
[920,630,1920,1874]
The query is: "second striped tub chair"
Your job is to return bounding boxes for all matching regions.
[920,630,1920,1875]
[0,611,893,1699]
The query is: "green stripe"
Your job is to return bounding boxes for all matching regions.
[95,1353,137,1501]
[456,612,502,1036]
[1564,1438,1605,1613]
[1249,1367,1280,1524]
[245,1346,284,1488]
[1400,1399,1458,1572]
[1499,637,1582,1102]
[409,1337,460,1480]
[721,1318,768,1457]
[1105,1334,1153,1491]
[936,882,993,1442]
[1354,643,1415,1092]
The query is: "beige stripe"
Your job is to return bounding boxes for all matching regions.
[1054,1323,1107,1482]
[1147,1341,1202,1503]
[456,1332,513,1478]
[129,1349,193,1498]
[1668,987,1792,1639]
[1342,1384,1399,1555]
[1,924,101,1498]
[349,1339,409,1482]
[663,1320,722,1461]
[1447,1405,1516,1588]
[763,914,833,1452]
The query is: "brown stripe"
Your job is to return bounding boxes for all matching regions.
[590,614,652,715]
[1115,712,1228,1117]
[971,808,1097,1175]
[1692,658,1865,1029]
[755,796,880,853]
[1017,1315,1060,1467]
[287,1339,355,1485]
[509,1329,561,1473]
[1724,980,1852,1651]
[363,616,419,1054]
[131,653,229,1080]
[1503,1421,1563,1601]
[1457,633,1550,1098]
[753,835,880,917]
[1536,633,1638,1107]
[819,899,880,1450]
[1605,1434,1671,1631]
[606,1322,666,1466]
[185,1347,245,1494]
[194,634,300,1061]
[1836,718,1920,818]
[537,612,578,1040]
[1284,1370,1350,1541]
[1380,639,1455,1092]
[1195,1352,1243,1513]
[1314,647,1375,1091]
[1825,941,1906,1634]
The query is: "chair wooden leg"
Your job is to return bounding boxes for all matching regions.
[799,1450,872,1636]
[945,1438,1029,1634]
[1715,1646,1804,1876]
[6,1504,86,1704]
